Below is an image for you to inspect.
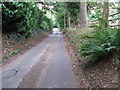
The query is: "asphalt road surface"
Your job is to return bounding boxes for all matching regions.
[1,31,77,88]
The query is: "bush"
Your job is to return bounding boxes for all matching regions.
[80,28,118,62]
[40,21,49,31]
[39,18,53,32]
[2,2,53,37]
[61,28,67,34]
[5,50,19,58]
[2,2,39,36]
[67,27,119,62]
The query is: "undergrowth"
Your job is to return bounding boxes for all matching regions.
[5,50,19,58]
[67,27,119,62]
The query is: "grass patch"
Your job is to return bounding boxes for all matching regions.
[5,50,19,58]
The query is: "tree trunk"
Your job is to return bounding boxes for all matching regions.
[0,4,2,60]
[64,10,66,29]
[102,0,109,28]
[79,1,88,27]
[68,12,71,28]
[118,1,120,28]
[118,1,120,46]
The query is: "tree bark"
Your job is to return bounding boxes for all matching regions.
[102,0,109,28]
[118,1,120,28]
[68,12,71,28]
[118,1,120,46]
[79,1,88,27]
[64,10,66,29]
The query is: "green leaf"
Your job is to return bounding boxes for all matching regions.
[105,46,116,52]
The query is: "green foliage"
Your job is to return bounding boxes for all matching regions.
[67,27,119,62]
[9,50,19,55]
[40,21,49,31]
[61,28,67,34]
[2,2,53,38]
[98,18,108,28]
[43,17,53,31]
[53,2,80,29]
[53,2,65,29]
[55,13,64,29]
[5,50,19,58]
[90,24,99,28]
[80,28,118,61]
[66,2,80,23]
[88,2,103,21]
[2,2,39,34]
[38,10,53,31]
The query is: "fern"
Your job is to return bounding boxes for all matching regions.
[80,28,118,62]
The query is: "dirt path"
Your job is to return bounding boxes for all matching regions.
[2,34,77,88]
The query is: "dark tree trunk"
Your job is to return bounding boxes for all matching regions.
[118,1,120,28]
[79,1,88,27]
[102,1,109,28]
[64,10,66,29]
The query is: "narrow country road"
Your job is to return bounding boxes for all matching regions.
[1,32,77,88]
